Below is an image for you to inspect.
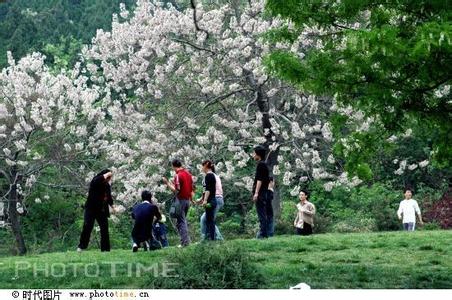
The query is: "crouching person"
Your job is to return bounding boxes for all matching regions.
[131,190,162,252]
[153,203,169,248]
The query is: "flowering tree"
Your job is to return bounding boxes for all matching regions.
[72,0,363,218]
[0,52,98,254]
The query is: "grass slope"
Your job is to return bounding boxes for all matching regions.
[0,230,451,289]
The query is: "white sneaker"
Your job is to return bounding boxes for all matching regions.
[177,244,183,248]
[132,243,138,252]
[76,247,83,253]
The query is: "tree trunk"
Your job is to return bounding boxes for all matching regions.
[254,85,282,218]
[244,70,282,218]
[239,200,247,233]
[8,181,27,255]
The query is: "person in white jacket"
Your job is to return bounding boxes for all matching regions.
[397,189,423,231]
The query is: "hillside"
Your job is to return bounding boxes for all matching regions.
[0,0,138,68]
[0,230,451,289]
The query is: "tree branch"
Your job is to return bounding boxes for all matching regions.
[171,37,216,55]
[190,0,210,40]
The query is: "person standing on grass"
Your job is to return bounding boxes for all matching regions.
[131,190,162,252]
[196,160,217,241]
[78,169,115,252]
[162,159,193,247]
[199,160,224,241]
[294,190,316,236]
[397,188,423,231]
[252,145,271,239]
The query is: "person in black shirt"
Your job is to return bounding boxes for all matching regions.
[78,169,115,252]
[252,145,271,238]
[131,190,162,252]
[196,160,217,241]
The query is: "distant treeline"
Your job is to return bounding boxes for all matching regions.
[0,0,140,68]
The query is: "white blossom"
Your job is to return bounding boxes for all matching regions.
[324,182,335,192]
[419,160,429,168]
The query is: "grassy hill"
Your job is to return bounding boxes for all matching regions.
[0,230,451,289]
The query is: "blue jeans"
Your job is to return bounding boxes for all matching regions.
[200,196,224,240]
[255,192,268,239]
[153,222,169,247]
[403,222,415,231]
[256,190,274,239]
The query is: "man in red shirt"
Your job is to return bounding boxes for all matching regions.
[163,159,193,247]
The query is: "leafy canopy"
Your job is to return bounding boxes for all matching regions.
[264,0,451,173]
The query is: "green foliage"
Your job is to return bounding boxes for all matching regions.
[302,181,443,233]
[421,222,441,231]
[265,0,452,174]
[21,192,83,254]
[149,242,264,288]
[331,211,377,233]
[0,0,137,68]
[220,214,243,235]
[42,36,83,72]
[355,163,372,181]
[276,199,297,234]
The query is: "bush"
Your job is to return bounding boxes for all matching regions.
[21,191,84,253]
[148,242,264,288]
[313,213,333,233]
[420,222,441,231]
[348,183,400,231]
[221,213,245,239]
[275,200,297,235]
[424,188,452,229]
[332,214,378,233]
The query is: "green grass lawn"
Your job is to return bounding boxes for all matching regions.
[0,230,451,289]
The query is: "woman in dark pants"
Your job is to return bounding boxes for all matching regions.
[77,169,115,252]
[196,160,217,241]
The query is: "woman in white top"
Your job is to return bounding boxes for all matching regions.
[199,160,224,240]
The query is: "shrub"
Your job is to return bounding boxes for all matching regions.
[420,222,441,231]
[424,188,452,229]
[331,212,378,233]
[148,242,264,288]
[313,213,333,233]
[21,192,84,253]
[349,183,400,231]
[221,213,245,238]
[275,200,297,235]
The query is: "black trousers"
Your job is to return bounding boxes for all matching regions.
[78,209,110,251]
[131,222,153,245]
[256,193,269,238]
[296,223,313,236]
